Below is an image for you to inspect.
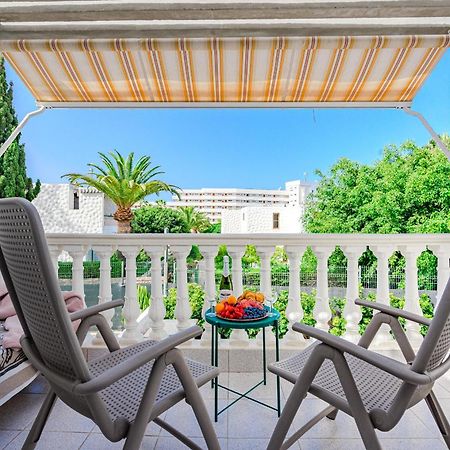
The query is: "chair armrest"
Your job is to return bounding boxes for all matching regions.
[73,326,203,394]
[355,299,431,326]
[69,299,125,322]
[292,323,431,386]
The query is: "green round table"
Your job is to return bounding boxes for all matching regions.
[205,306,281,422]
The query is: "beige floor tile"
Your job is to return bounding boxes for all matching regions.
[4,431,88,450]
[298,438,365,450]
[0,431,19,450]
[0,394,45,431]
[154,436,227,450]
[80,433,158,449]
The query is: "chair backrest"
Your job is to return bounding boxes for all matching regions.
[413,277,450,374]
[0,198,90,383]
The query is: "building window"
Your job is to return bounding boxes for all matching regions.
[273,213,280,230]
[73,192,80,210]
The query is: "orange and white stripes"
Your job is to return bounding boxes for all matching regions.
[0,35,448,104]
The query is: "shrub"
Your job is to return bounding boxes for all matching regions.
[300,290,317,331]
[389,293,406,333]
[137,284,150,310]
[419,293,435,336]
[329,296,347,336]
[131,205,189,233]
[271,290,289,338]
[358,291,376,335]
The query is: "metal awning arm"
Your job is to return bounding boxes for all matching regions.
[402,107,450,162]
[0,105,46,158]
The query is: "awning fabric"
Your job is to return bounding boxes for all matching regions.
[1,35,449,105]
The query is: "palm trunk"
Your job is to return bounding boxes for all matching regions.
[113,207,133,234]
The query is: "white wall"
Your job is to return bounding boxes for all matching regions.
[32,184,105,234]
[222,206,302,233]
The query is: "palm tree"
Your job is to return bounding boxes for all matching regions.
[177,206,211,233]
[63,150,179,233]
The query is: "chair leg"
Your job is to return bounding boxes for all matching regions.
[326,407,338,420]
[169,350,221,450]
[22,390,57,450]
[426,390,450,448]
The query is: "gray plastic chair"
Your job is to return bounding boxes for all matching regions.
[268,279,450,450]
[0,198,221,450]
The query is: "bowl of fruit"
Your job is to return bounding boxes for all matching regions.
[215,291,268,321]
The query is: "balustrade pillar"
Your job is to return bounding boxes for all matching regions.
[172,246,193,331]
[257,247,273,299]
[372,246,395,304]
[145,246,166,340]
[66,246,86,301]
[429,244,450,303]
[400,245,424,343]
[342,246,365,342]
[120,247,143,344]
[285,246,306,342]
[228,247,247,344]
[48,245,61,276]
[312,246,334,330]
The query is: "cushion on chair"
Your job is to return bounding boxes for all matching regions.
[270,342,402,413]
[88,339,218,423]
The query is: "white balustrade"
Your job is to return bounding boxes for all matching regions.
[429,244,450,303]
[145,246,166,340]
[285,246,305,342]
[45,232,450,351]
[228,247,247,344]
[199,246,218,345]
[400,245,424,341]
[312,246,334,330]
[371,245,396,304]
[120,246,143,343]
[66,245,86,301]
[341,245,365,342]
[171,246,193,330]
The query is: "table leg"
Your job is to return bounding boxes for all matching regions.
[214,325,219,422]
[275,320,281,417]
[262,326,267,385]
[211,324,215,388]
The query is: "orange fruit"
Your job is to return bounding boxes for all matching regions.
[215,302,225,314]
[245,292,256,301]
[227,295,238,305]
[255,292,265,303]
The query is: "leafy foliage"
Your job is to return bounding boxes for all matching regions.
[0,57,40,200]
[419,294,435,337]
[300,290,317,331]
[358,291,376,335]
[329,297,347,336]
[132,205,189,233]
[177,206,211,233]
[304,139,450,234]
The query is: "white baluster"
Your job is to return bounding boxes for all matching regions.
[145,246,166,340]
[66,245,86,301]
[371,246,395,304]
[312,246,333,331]
[228,246,247,345]
[429,244,450,303]
[285,246,306,342]
[199,246,218,346]
[91,246,114,345]
[257,247,274,299]
[120,246,143,344]
[171,246,193,330]
[400,245,424,344]
[48,245,61,276]
[341,245,365,343]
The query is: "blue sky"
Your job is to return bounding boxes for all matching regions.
[5,50,450,199]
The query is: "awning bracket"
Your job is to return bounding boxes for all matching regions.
[402,107,450,162]
[0,105,46,158]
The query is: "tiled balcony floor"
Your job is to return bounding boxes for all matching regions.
[1,355,450,450]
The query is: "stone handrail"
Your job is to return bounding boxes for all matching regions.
[46,233,450,346]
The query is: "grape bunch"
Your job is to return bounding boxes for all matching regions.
[243,306,266,319]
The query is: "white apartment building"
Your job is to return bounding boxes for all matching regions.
[167,180,316,223]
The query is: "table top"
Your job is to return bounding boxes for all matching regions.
[204,307,280,329]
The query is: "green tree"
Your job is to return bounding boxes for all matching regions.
[0,57,40,200]
[304,138,450,234]
[131,205,189,233]
[177,206,211,233]
[63,150,179,232]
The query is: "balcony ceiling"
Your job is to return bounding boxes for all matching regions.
[1,1,450,39]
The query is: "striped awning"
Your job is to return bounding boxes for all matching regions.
[1,35,449,106]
